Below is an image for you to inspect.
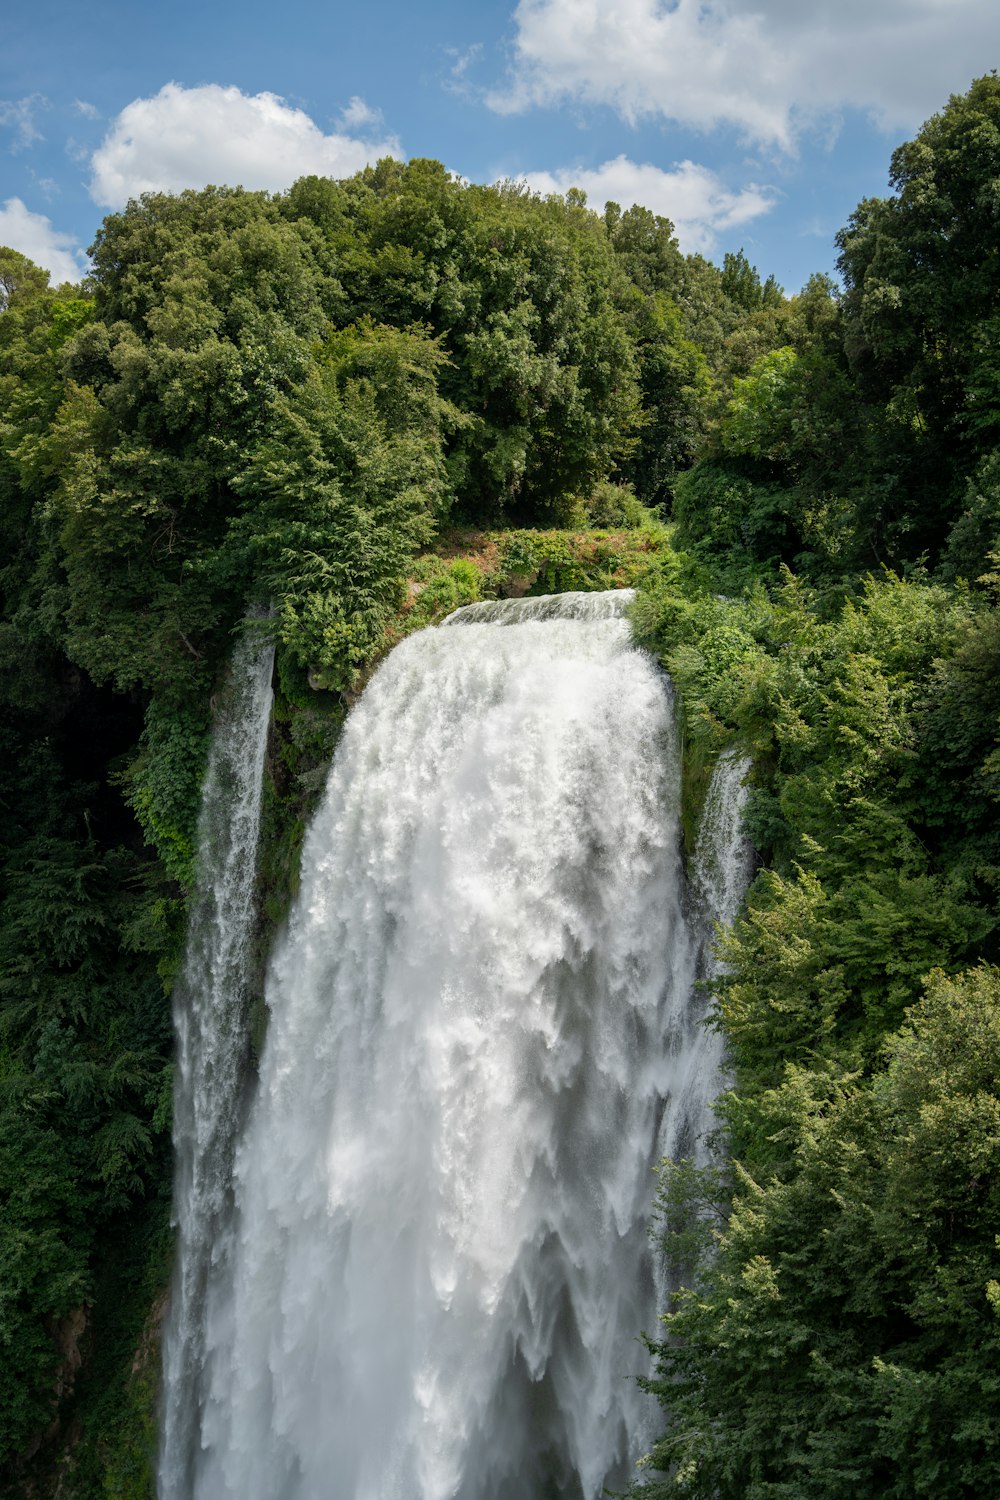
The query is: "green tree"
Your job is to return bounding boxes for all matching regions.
[291,162,643,518]
[721,248,784,314]
[836,73,1000,558]
[229,318,460,688]
[50,186,337,697]
[642,967,1000,1500]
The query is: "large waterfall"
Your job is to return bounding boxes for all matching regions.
[160,591,752,1500]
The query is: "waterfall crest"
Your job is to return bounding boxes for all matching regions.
[442,589,635,626]
[163,592,753,1500]
[159,628,275,1500]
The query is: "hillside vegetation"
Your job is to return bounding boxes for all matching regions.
[0,75,998,1498]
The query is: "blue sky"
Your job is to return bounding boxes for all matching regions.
[3,0,999,294]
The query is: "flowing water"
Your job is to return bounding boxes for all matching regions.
[160,591,752,1500]
[159,628,275,1500]
[656,749,754,1169]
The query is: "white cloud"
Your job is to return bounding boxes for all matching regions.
[0,198,87,283]
[0,95,47,151]
[89,82,401,208]
[338,95,382,130]
[489,0,1000,148]
[445,43,485,98]
[517,155,774,253]
[73,99,101,120]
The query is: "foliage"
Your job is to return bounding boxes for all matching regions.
[0,718,172,1479]
[289,162,645,519]
[834,72,1000,557]
[633,551,1000,1493]
[941,451,1000,582]
[2,74,1000,1496]
[122,697,209,889]
[231,318,457,690]
[640,968,1000,1500]
[720,249,784,314]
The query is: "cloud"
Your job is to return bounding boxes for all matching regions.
[337,95,382,130]
[0,198,87,283]
[488,0,1000,148]
[516,155,774,253]
[89,82,401,208]
[445,43,485,98]
[73,99,101,120]
[0,95,47,151]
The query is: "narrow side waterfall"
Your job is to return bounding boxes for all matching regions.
[657,750,754,1167]
[164,591,754,1500]
[692,750,754,972]
[159,628,275,1500]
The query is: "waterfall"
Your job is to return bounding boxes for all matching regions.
[692,749,754,975]
[159,627,275,1500]
[657,749,754,1167]
[164,591,754,1500]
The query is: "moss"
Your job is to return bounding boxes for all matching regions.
[258,649,345,928]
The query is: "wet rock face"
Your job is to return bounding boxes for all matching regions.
[54,1306,88,1394]
[19,1306,90,1464]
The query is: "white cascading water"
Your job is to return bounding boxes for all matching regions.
[692,750,754,974]
[656,749,754,1168]
[161,590,753,1500]
[159,627,275,1500]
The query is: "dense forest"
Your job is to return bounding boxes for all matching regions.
[1,71,998,1498]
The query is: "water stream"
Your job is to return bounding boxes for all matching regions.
[159,627,275,1500]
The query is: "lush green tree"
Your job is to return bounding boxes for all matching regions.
[604,202,686,299]
[0,713,171,1475]
[910,593,1000,881]
[0,255,93,677]
[229,317,459,688]
[941,452,1000,582]
[0,247,50,312]
[641,966,1000,1500]
[51,186,337,697]
[617,289,711,509]
[634,553,1000,1497]
[287,162,644,520]
[836,73,1000,556]
[721,248,784,314]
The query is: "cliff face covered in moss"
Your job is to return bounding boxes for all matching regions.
[1,75,999,1499]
